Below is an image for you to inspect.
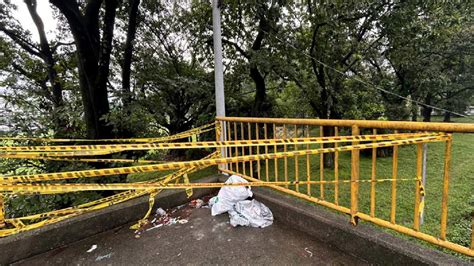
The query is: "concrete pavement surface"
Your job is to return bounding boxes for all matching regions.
[14,199,367,265]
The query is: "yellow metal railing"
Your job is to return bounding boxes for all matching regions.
[216,117,474,257]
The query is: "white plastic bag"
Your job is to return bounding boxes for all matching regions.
[228,199,273,228]
[211,175,253,216]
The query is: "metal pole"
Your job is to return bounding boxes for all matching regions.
[420,143,427,225]
[212,0,227,170]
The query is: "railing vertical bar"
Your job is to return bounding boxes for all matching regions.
[0,194,4,228]
[370,128,377,217]
[264,123,269,182]
[390,130,399,224]
[334,126,339,205]
[227,121,233,171]
[256,123,261,180]
[306,125,311,196]
[414,143,423,231]
[471,216,474,251]
[320,126,324,199]
[350,125,360,225]
[241,122,246,176]
[284,124,288,188]
[440,134,453,240]
[247,123,253,178]
[234,122,239,173]
[294,125,299,192]
[273,123,279,183]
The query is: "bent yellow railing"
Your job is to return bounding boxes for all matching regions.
[216,117,474,257]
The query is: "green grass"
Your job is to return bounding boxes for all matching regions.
[229,116,473,258]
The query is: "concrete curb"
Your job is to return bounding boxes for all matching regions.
[0,175,219,265]
[251,186,468,265]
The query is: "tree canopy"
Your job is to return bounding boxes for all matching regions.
[0,0,472,136]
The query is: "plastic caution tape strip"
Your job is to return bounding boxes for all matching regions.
[0,150,124,158]
[0,177,420,194]
[0,122,217,143]
[0,152,218,237]
[0,135,448,184]
[0,132,439,152]
[0,155,166,164]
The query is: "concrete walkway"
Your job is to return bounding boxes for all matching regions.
[15,202,367,265]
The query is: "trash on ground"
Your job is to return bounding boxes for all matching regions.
[190,199,204,208]
[228,199,273,228]
[145,224,163,231]
[209,175,273,228]
[211,175,253,216]
[304,247,313,258]
[86,244,97,253]
[95,252,113,261]
[178,219,188,224]
[156,208,166,216]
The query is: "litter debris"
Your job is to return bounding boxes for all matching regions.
[146,224,163,231]
[156,208,166,216]
[228,199,273,228]
[190,199,204,208]
[95,252,114,262]
[304,247,313,258]
[178,219,188,224]
[211,175,253,216]
[86,244,97,253]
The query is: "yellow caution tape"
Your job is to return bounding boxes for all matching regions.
[0,133,438,152]
[0,152,219,237]
[0,177,420,194]
[0,135,448,184]
[0,122,217,143]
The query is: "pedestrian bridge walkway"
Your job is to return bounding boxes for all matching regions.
[13,207,365,265]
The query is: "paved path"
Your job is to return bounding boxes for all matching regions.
[15,203,367,265]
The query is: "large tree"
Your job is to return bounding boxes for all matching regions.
[0,0,69,136]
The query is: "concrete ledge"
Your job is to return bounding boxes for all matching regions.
[0,175,219,265]
[251,186,468,265]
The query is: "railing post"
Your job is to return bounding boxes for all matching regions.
[471,214,474,252]
[414,143,423,231]
[319,126,324,199]
[294,125,299,192]
[264,124,269,182]
[215,120,227,172]
[350,125,360,225]
[370,128,377,217]
[440,134,453,240]
[334,127,339,205]
[390,130,399,224]
[0,194,4,228]
[420,143,428,225]
[273,123,279,183]
[227,121,233,171]
[234,122,239,173]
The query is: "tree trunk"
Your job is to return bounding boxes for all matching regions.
[411,106,418,121]
[250,65,267,116]
[443,111,451,122]
[51,0,116,139]
[121,0,141,109]
[422,93,433,122]
[25,0,67,137]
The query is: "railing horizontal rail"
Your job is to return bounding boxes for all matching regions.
[216,117,474,133]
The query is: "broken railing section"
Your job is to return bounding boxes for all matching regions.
[0,118,473,257]
[216,117,474,257]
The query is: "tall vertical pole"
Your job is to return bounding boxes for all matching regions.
[212,0,227,170]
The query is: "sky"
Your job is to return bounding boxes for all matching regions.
[12,0,57,41]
